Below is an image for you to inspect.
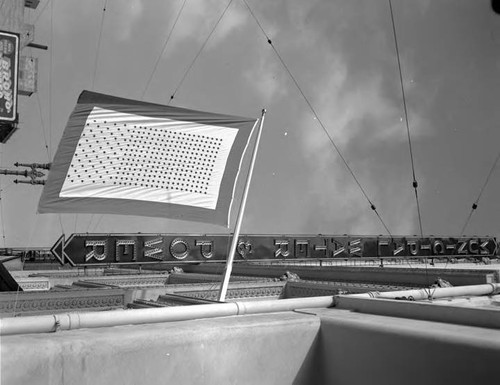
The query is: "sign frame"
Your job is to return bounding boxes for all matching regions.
[0,30,20,123]
[50,233,498,267]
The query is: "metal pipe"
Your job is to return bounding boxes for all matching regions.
[348,283,500,300]
[334,296,500,330]
[27,42,48,50]
[0,296,334,336]
[218,110,266,302]
[2,284,496,336]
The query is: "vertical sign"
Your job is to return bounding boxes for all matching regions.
[0,31,19,122]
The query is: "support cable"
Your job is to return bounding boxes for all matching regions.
[168,0,234,104]
[35,93,51,161]
[142,0,188,99]
[86,214,96,233]
[91,0,108,90]
[387,1,433,294]
[48,0,63,234]
[34,91,54,245]
[388,0,423,238]
[48,0,54,158]
[388,0,433,294]
[0,0,8,18]
[85,0,109,233]
[460,150,500,236]
[0,148,6,247]
[242,0,392,236]
[90,213,105,233]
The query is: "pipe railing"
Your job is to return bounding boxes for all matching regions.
[2,283,499,336]
[348,283,500,301]
[0,296,335,336]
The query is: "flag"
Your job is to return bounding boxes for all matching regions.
[38,91,258,227]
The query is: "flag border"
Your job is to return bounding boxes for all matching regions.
[38,91,258,227]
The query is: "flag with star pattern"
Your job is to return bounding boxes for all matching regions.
[38,91,258,226]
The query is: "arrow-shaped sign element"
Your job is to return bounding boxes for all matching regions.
[50,234,74,266]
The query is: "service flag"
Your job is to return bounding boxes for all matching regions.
[38,91,258,226]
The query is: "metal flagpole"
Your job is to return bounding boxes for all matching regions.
[217,109,266,302]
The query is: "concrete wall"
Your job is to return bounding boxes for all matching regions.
[314,308,500,385]
[2,307,499,385]
[0,312,321,385]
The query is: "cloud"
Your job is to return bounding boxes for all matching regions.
[264,2,429,236]
[242,54,289,104]
[169,0,248,48]
[107,0,144,42]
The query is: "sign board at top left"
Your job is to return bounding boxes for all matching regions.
[0,31,19,122]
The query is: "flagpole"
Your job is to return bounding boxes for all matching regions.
[217,109,266,302]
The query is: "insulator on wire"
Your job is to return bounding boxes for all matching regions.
[267,39,272,44]
[370,204,376,211]
[472,203,478,210]
[412,180,418,188]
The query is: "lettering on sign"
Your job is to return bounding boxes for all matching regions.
[237,240,252,259]
[85,240,107,262]
[144,238,164,260]
[274,239,290,258]
[295,240,309,258]
[51,234,498,266]
[334,239,362,257]
[170,238,190,260]
[0,32,19,122]
[313,240,328,257]
[195,240,214,259]
[116,239,136,262]
[469,239,479,254]
[480,240,493,255]
[432,240,445,255]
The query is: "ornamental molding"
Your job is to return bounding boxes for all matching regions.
[16,278,50,291]
[75,275,169,288]
[0,289,125,316]
[171,284,285,301]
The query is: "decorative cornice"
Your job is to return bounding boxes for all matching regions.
[284,281,417,298]
[170,284,285,302]
[0,289,125,317]
[74,274,169,288]
[16,278,50,291]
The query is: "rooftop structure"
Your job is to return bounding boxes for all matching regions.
[1,257,500,384]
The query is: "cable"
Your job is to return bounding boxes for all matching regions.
[142,0,188,99]
[169,0,234,104]
[81,0,109,234]
[91,0,108,90]
[86,214,95,233]
[91,214,104,233]
[388,0,423,238]
[0,0,8,18]
[460,149,500,235]
[48,0,53,158]
[388,0,432,294]
[35,93,51,161]
[0,147,6,247]
[242,0,392,236]
[47,1,64,235]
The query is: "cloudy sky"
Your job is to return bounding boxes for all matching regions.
[1,0,500,247]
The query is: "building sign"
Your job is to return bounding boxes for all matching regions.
[0,31,19,122]
[50,233,498,266]
[18,56,37,96]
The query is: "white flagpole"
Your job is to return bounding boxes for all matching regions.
[217,109,266,302]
